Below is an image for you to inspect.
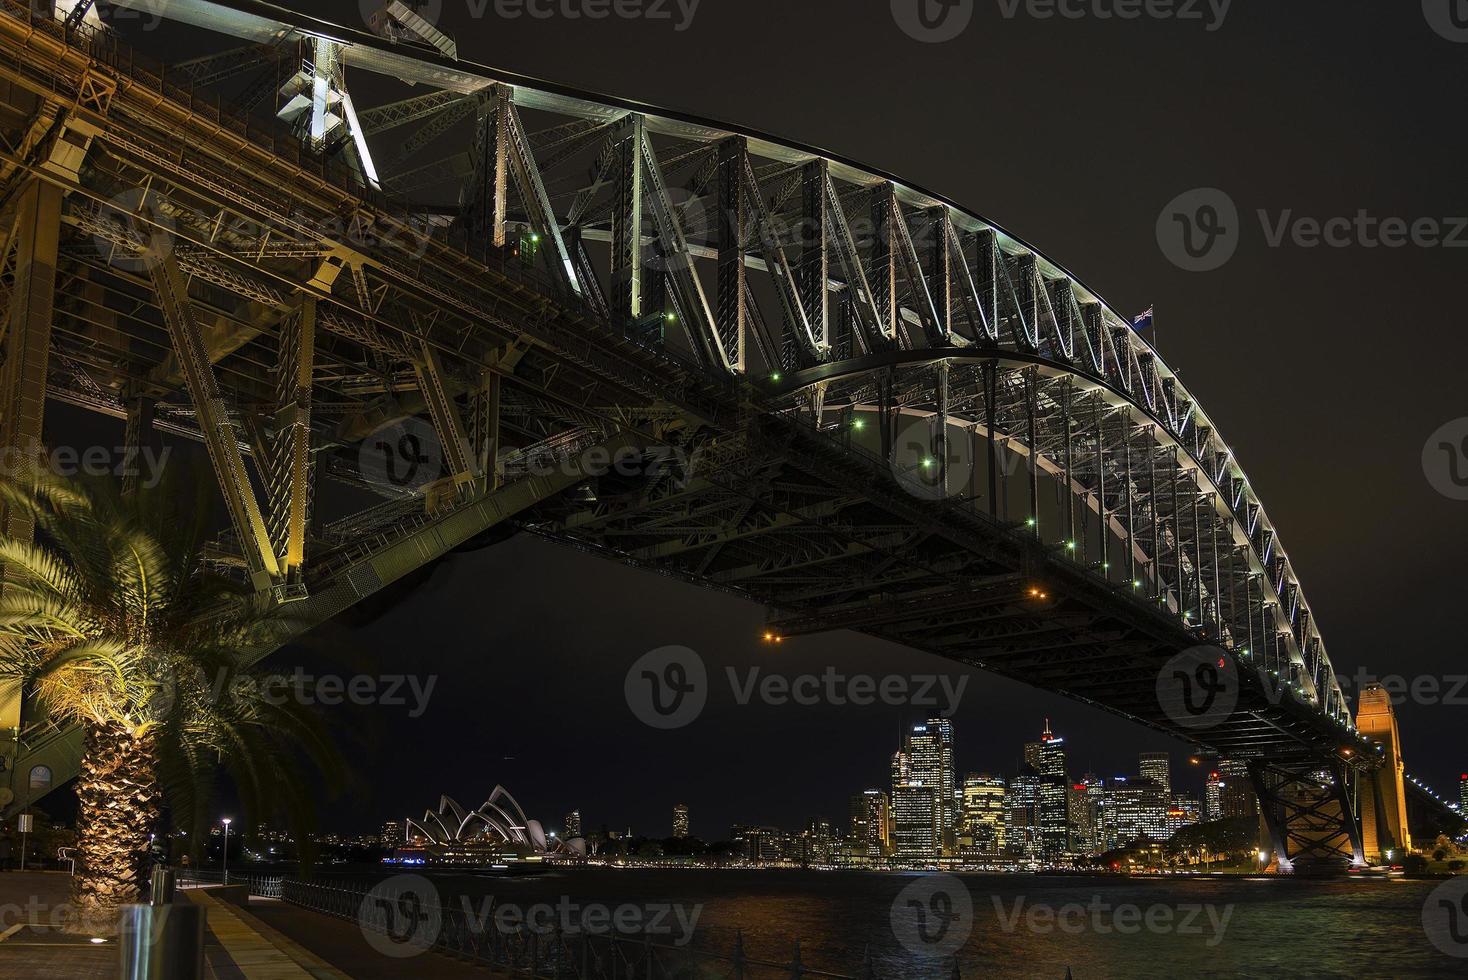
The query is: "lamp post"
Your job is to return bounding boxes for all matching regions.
[221,818,232,884]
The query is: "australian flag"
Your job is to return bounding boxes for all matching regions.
[1132,307,1154,332]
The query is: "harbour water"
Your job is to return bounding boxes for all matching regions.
[330,868,1460,978]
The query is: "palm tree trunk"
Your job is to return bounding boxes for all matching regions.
[72,720,160,929]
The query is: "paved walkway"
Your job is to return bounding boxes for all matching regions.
[0,872,500,978]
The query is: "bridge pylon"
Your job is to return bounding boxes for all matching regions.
[1251,760,1365,874]
[1354,683,1411,863]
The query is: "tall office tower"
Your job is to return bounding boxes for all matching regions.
[1217,757,1259,819]
[564,811,582,838]
[892,749,910,787]
[380,819,401,848]
[1112,778,1170,844]
[1139,752,1172,796]
[672,803,689,839]
[1461,773,1468,813]
[1068,775,1100,854]
[961,774,1007,853]
[892,784,939,860]
[906,720,957,852]
[1034,720,1069,859]
[850,789,889,850]
[1005,773,1042,859]
[1204,770,1223,821]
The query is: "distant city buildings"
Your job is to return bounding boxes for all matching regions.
[890,719,956,860]
[849,789,889,852]
[1034,721,1069,860]
[1216,758,1259,819]
[673,803,689,839]
[960,774,1005,855]
[1139,753,1172,796]
[1461,773,1468,812]
[380,820,401,848]
[565,810,582,838]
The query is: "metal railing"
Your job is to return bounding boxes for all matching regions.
[176,869,284,899]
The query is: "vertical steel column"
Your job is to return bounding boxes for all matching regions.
[1060,378,1074,548]
[715,138,747,375]
[146,248,280,589]
[871,184,898,342]
[984,361,999,520]
[935,360,950,498]
[1191,479,1203,623]
[610,115,644,324]
[488,87,510,248]
[1210,501,1221,633]
[1025,367,1040,539]
[930,210,953,338]
[0,180,62,545]
[1124,411,1136,585]
[1093,394,1106,572]
[799,160,830,354]
[1245,572,1255,656]
[1147,435,1159,598]
[1169,448,1180,611]
[121,392,157,499]
[280,296,315,577]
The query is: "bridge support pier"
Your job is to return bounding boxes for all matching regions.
[1251,760,1365,874]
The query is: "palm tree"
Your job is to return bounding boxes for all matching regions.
[0,465,338,928]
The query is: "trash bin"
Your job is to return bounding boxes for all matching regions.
[118,902,206,980]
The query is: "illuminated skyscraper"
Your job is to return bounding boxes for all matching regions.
[850,789,889,850]
[1112,778,1169,844]
[1461,773,1468,813]
[1139,753,1171,796]
[892,784,938,860]
[1034,720,1069,859]
[1005,773,1042,860]
[672,803,689,839]
[564,811,582,838]
[1204,770,1223,821]
[1217,758,1258,819]
[960,774,1006,854]
[906,720,957,852]
[380,820,401,848]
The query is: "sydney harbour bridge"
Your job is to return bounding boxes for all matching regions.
[0,0,1457,872]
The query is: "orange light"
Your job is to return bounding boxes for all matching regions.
[762,631,774,642]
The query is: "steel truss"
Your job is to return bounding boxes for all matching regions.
[0,0,1457,853]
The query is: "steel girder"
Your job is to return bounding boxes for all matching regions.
[0,1,1414,828]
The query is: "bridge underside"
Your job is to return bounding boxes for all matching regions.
[0,1,1456,867]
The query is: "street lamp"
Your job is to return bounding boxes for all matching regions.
[221,818,233,884]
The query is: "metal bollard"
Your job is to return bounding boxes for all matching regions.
[149,867,176,907]
[118,902,206,980]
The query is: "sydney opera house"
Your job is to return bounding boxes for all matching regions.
[393,786,588,868]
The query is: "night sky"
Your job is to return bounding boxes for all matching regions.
[105,1,1468,839]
